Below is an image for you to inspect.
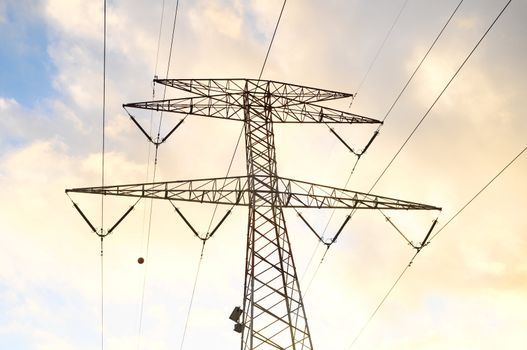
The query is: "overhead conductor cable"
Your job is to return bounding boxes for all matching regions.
[348,1,514,347]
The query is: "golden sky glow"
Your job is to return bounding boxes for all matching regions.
[0,0,526,349]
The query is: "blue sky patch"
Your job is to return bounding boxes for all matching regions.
[0,4,55,107]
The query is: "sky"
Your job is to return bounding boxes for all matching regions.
[0,0,526,349]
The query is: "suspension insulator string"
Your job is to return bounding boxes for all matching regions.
[378,209,416,248]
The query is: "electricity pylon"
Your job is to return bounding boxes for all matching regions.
[67,78,440,350]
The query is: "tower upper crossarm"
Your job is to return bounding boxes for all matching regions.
[154,78,354,105]
[124,95,381,124]
[124,94,247,121]
[272,103,381,124]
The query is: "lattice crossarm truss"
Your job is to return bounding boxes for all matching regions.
[276,177,441,211]
[276,103,380,124]
[65,176,250,206]
[123,94,246,121]
[65,176,440,211]
[154,78,354,105]
[124,95,380,124]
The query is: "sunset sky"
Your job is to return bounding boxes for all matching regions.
[1,0,526,349]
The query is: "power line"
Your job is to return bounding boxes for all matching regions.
[316,0,466,235]
[100,238,105,350]
[139,0,167,262]
[139,0,287,344]
[354,0,411,97]
[153,0,167,79]
[258,0,287,80]
[380,0,464,125]
[301,0,464,289]
[140,0,167,191]
[142,1,289,347]
[347,141,524,349]
[302,247,329,298]
[183,3,289,345]
[157,0,181,138]
[179,242,206,350]
[344,0,465,182]
[205,126,244,233]
[347,250,419,349]
[206,0,288,232]
[344,0,514,347]
[164,0,180,80]
[430,143,526,243]
[325,0,463,236]
[101,0,107,231]
[367,0,512,195]
[70,56,439,350]
[100,0,107,348]
[137,1,179,348]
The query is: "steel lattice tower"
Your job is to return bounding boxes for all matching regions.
[67,78,439,350]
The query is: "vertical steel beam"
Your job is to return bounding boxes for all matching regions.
[241,82,313,350]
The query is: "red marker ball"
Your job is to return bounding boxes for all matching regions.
[138,257,145,264]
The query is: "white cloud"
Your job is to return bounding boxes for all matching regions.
[201,0,243,39]
[44,0,102,40]
[2,0,527,349]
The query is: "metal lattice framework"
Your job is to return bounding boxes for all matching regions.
[70,175,438,211]
[67,78,440,350]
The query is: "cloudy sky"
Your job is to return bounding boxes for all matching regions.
[1,0,526,349]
